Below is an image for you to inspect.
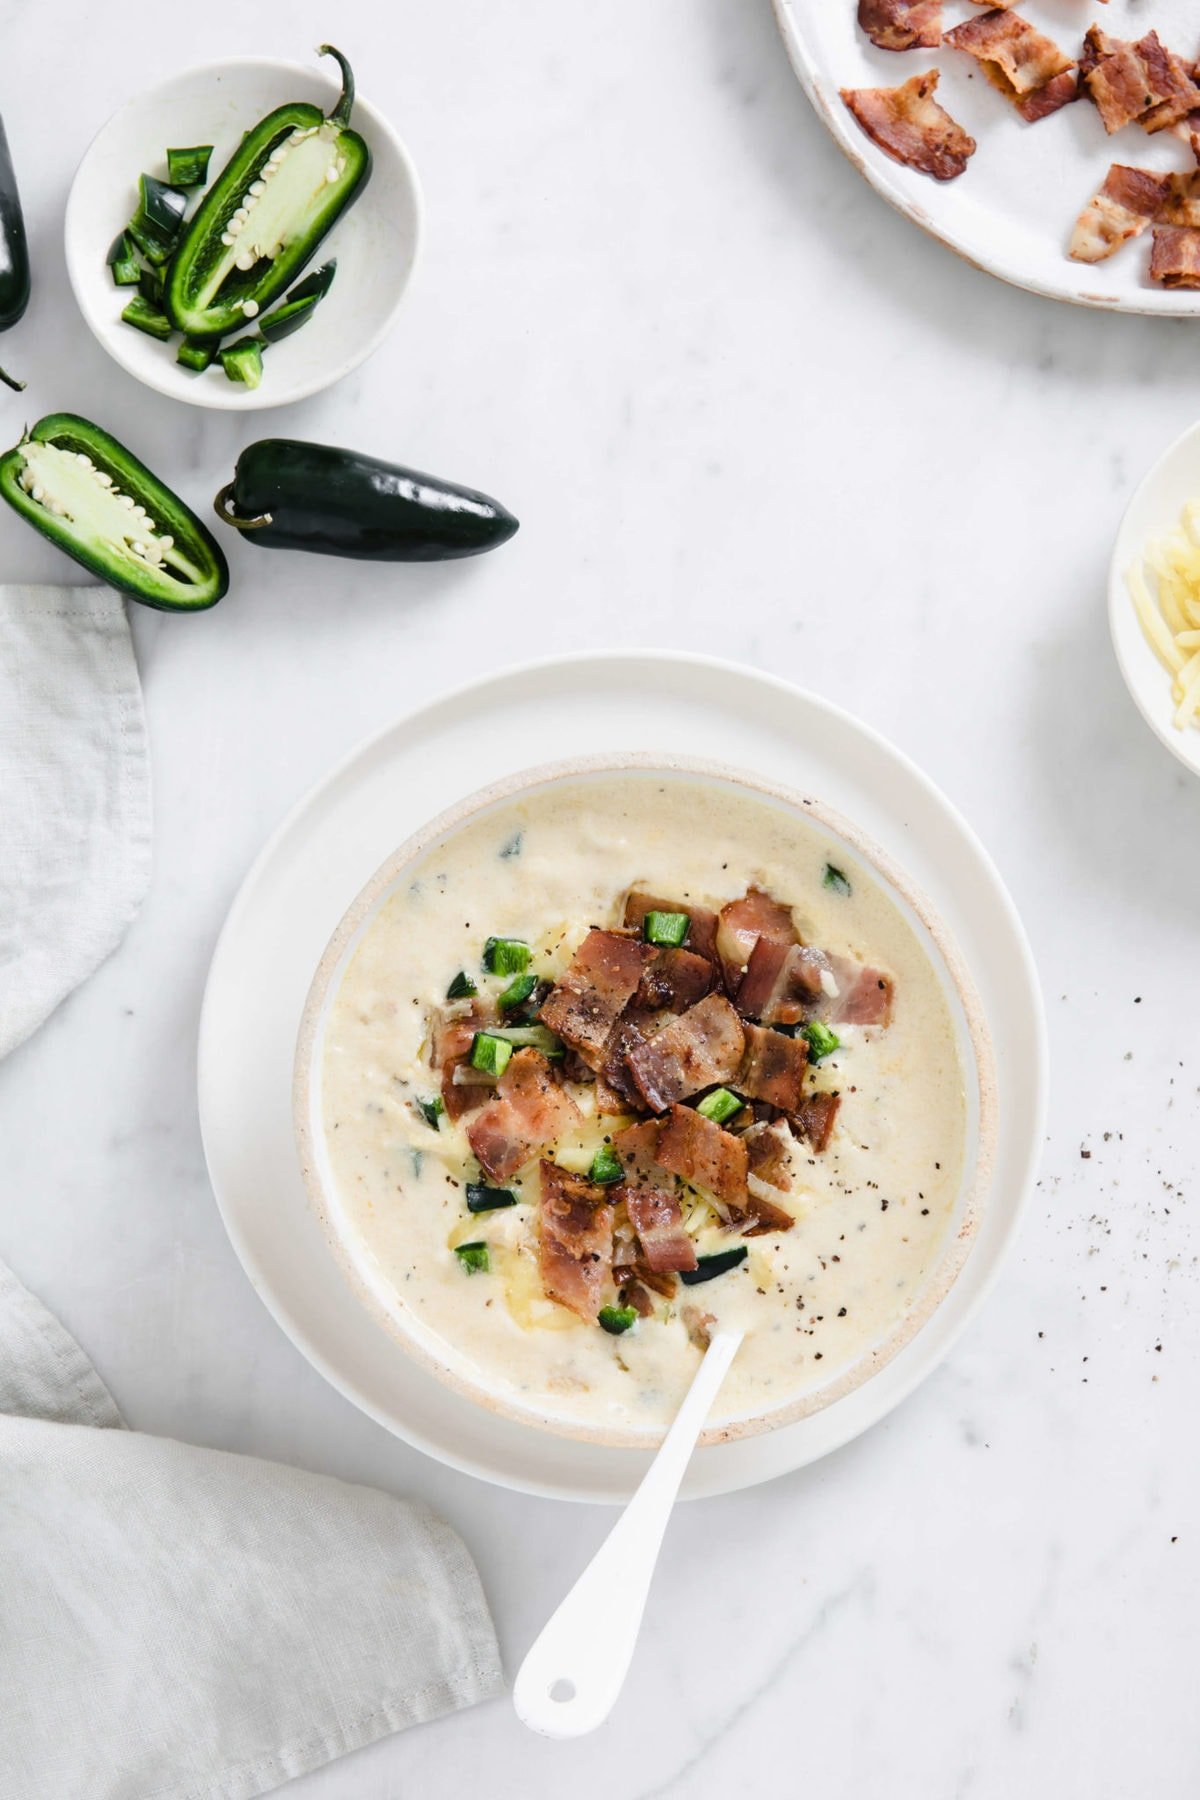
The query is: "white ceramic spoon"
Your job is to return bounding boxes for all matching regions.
[513,1328,744,1738]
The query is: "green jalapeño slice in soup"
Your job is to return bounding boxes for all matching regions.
[319,775,971,1439]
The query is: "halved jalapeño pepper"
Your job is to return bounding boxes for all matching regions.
[214,438,519,562]
[0,414,229,611]
[165,46,370,339]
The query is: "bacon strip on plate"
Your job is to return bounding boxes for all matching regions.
[1082,29,1200,136]
[737,1022,809,1111]
[539,928,654,1067]
[655,1104,749,1210]
[1150,226,1200,289]
[840,72,976,182]
[466,1049,582,1182]
[944,10,1076,124]
[1157,173,1200,229]
[625,992,746,1112]
[538,1161,614,1320]
[857,0,941,53]
[1069,164,1174,264]
[622,890,720,963]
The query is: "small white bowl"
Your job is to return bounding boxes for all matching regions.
[1110,418,1200,781]
[65,56,422,410]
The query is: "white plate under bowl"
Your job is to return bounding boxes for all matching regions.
[65,56,422,409]
[773,0,1200,317]
[198,653,1047,1503]
[1110,416,1200,780]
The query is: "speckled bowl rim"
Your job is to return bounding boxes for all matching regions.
[294,753,998,1450]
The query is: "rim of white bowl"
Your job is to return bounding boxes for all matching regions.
[63,55,423,410]
[1109,415,1200,781]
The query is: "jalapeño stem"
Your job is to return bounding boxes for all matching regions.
[318,45,357,127]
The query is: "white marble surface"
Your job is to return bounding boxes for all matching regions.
[3,3,1198,1795]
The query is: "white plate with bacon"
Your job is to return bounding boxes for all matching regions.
[198,652,1046,1502]
[773,0,1200,314]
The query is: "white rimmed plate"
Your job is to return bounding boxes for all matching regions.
[197,652,1046,1503]
[1110,416,1200,780]
[773,0,1200,316]
[65,55,422,409]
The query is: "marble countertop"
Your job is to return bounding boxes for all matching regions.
[3,3,1198,1795]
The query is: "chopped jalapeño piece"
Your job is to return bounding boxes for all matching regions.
[802,1021,840,1061]
[482,936,531,976]
[166,145,213,188]
[176,336,217,372]
[446,969,478,1000]
[470,1032,513,1078]
[220,335,264,389]
[823,863,852,897]
[598,1304,637,1335]
[120,295,173,340]
[589,1145,623,1185]
[454,1241,490,1274]
[643,910,689,948]
[498,971,538,1012]
[680,1246,748,1286]
[696,1087,743,1126]
[108,230,141,286]
[418,1095,445,1129]
[128,173,189,265]
[466,1182,518,1213]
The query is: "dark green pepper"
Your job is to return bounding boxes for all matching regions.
[0,414,229,611]
[165,46,370,339]
[214,439,519,562]
[0,115,30,392]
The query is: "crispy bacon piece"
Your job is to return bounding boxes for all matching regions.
[623,1184,698,1274]
[744,1120,793,1192]
[622,891,719,963]
[820,955,895,1028]
[732,1193,795,1237]
[735,939,831,1023]
[944,10,1075,123]
[466,1049,582,1182]
[840,72,976,182]
[1158,173,1200,229]
[790,1093,842,1155]
[655,1104,749,1210]
[1083,29,1200,136]
[1150,226,1200,288]
[716,887,797,990]
[431,1001,496,1121]
[539,929,654,1067]
[1069,164,1173,264]
[621,1281,655,1319]
[636,947,714,1013]
[681,1305,716,1351]
[737,1023,809,1111]
[857,0,941,53]
[625,993,746,1113]
[538,1161,614,1320]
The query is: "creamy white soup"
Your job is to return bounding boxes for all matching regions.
[318,774,970,1439]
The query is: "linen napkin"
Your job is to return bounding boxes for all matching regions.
[0,584,504,1796]
[0,583,152,1058]
[0,1262,504,1800]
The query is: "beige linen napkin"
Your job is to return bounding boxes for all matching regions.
[0,583,151,1057]
[0,584,504,1795]
[0,1259,504,1800]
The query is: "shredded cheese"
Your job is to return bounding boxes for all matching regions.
[1129,500,1200,729]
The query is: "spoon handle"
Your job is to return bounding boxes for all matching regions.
[513,1329,743,1739]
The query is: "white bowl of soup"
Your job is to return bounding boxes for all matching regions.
[294,756,996,1449]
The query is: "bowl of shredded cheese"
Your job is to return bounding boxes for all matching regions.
[1111,418,1200,779]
